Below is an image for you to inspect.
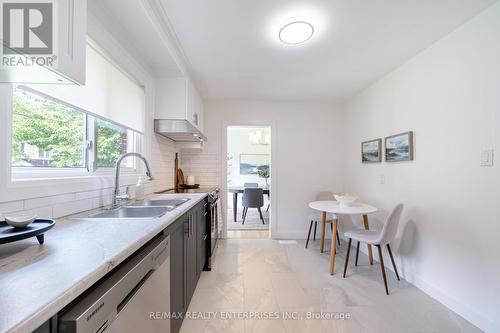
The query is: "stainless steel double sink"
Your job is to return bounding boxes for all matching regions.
[84,198,190,220]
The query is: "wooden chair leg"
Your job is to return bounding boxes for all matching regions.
[313,222,317,240]
[343,238,352,278]
[386,244,400,281]
[355,241,360,266]
[306,221,314,248]
[377,245,389,295]
[336,230,341,246]
[257,207,265,224]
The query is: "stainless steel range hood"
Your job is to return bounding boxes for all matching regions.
[154,119,207,142]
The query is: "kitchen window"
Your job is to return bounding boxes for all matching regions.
[11,86,143,179]
[12,87,87,169]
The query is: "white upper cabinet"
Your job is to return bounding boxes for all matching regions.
[56,0,87,84]
[0,0,86,85]
[155,77,204,132]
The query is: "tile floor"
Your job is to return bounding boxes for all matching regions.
[180,238,481,333]
[227,230,270,239]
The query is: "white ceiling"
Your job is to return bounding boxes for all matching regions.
[157,0,497,101]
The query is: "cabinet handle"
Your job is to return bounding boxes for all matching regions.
[189,215,192,237]
[190,215,193,237]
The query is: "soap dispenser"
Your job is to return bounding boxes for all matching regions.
[135,176,145,200]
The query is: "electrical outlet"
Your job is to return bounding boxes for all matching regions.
[380,174,386,184]
[480,149,494,167]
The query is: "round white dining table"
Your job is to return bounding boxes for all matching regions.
[308,200,378,275]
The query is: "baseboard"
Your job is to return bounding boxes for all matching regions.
[409,274,494,332]
[339,236,494,332]
[271,231,333,240]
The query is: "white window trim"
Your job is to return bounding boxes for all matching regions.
[9,86,143,180]
[1,93,147,203]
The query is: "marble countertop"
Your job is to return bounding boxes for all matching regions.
[0,192,208,333]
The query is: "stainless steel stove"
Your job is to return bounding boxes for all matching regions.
[205,188,219,270]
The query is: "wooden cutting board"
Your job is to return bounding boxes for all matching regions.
[177,168,185,186]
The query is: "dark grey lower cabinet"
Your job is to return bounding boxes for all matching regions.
[170,199,208,333]
[185,209,198,306]
[170,215,187,333]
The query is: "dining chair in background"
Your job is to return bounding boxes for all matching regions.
[306,191,341,249]
[242,188,265,224]
[343,204,404,295]
[241,182,259,219]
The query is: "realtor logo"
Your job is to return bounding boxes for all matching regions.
[2,2,53,54]
[0,0,57,73]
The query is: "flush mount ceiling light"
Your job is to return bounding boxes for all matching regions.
[279,20,314,45]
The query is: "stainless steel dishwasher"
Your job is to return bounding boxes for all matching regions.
[59,235,170,333]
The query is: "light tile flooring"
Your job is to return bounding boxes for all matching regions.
[227,230,270,239]
[181,239,481,333]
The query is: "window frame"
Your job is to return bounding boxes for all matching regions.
[10,85,143,181]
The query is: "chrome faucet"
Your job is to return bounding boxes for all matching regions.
[112,153,154,208]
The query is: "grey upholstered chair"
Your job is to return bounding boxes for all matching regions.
[343,204,404,295]
[241,183,259,219]
[242,188,265,224]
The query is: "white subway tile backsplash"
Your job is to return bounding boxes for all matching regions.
[75,189,109,200]
[76,188,114,201]
[180,152,219,187]
[93,195,112,209]
[0,200,24,213]
[24,193,76,210]
[149,134,176,191]
[53,199,94,218]
[8,206,54,219]
[75,190,98,200]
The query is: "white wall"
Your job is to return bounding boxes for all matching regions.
[341,2,500,331]
[181,100,343,239]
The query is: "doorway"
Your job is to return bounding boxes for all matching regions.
[226,126,271,239]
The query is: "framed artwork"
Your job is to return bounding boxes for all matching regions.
[239,154,270,175]
[362,139,382,163]
[385,131,414,162]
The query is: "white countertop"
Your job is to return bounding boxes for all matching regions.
[0,192,208,333]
